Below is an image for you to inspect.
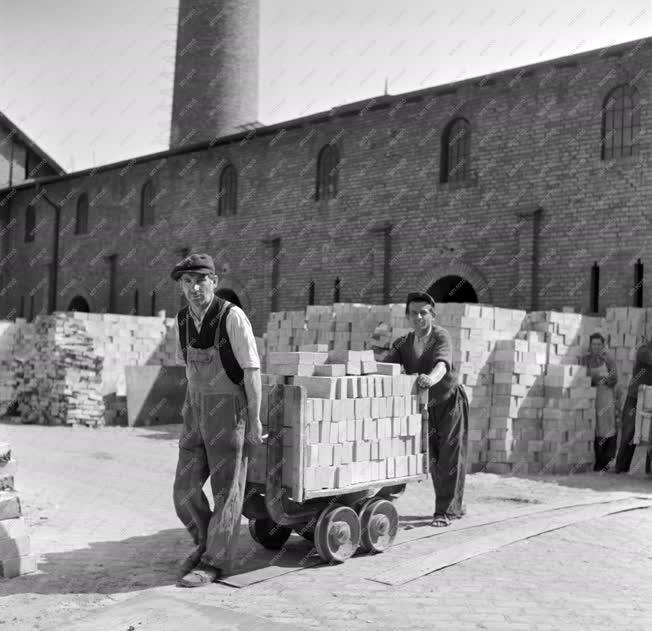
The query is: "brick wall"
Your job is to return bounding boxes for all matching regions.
[0,40,651,335]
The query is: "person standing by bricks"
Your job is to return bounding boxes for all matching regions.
[384,292,469,527]
[171,253,264,587]
[582,333,618,471]
[615,338,652,473]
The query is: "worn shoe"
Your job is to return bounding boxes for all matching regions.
[177,546,206,580]
[430,513,451,528]
[177,562,222,588]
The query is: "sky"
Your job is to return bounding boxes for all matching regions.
[0,0,650,173]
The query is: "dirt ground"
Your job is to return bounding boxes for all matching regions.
[1,421,651,630]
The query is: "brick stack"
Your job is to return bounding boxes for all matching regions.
[265,311,307,353]
[0,442,36,578]
[294,366,424,491]
[484,337,547,474]
[604,307,647,394]
[71,312,178,396]
[540,365,596,473]
[14,314,105,426]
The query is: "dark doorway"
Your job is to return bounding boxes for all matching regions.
[68,295,90,312]
[428,275,478,303]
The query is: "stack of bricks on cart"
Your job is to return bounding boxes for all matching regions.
[248,349,426,491]
[0,442,36,578]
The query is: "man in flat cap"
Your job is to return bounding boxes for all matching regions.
[384,292,469,527]
[170,253,263,587]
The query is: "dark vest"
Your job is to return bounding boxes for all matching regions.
[177,296,244,386]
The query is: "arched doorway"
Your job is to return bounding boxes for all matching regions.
[428,276,478,303]
[68,295,90,312]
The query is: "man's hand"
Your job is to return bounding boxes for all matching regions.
[417,373,434,389]
[246,417,266,445]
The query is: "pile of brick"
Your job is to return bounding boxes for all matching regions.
[0,320,25,415]
[13,314,104,426]
[0,442,36,578]
[265,304,411,354]
[251,349,426,491]
[71,312,178,396]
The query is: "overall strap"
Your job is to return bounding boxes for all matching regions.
[177,306,190,364]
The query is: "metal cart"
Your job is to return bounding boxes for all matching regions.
[242,383,428,563]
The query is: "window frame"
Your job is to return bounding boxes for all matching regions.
[440,117,471,184]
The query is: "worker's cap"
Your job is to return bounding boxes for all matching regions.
[170,253,215,281]
[405,291,436,314]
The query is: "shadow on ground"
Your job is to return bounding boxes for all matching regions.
[0,525,315,597]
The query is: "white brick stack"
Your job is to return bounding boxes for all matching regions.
[541,365,596,473]
[0,442,36,578]
[604,307,647,395]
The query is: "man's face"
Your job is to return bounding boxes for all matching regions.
[180,272,217,309]
[407,301,434,332]
[590,338,604,355]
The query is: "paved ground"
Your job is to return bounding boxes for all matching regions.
[0,421,651,630]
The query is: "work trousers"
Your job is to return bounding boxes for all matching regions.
[593,435,617,471]
[172,391,248,570]
[615,395,637,473]
[427,384,469,517]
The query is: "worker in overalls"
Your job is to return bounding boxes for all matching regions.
[384,292,469,528]
[170,253,263,587]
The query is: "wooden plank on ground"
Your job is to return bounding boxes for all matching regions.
[218,556,322,588]
[368,497,652,586]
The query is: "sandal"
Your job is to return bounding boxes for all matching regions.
[177,562,221,588]
[177,546,206,579]
[430,513,451,528]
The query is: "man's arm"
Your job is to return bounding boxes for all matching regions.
[242,367,262,434]
[603,354,618,388]
[418,327,453,388]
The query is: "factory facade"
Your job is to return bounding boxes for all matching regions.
[0,0,650,334]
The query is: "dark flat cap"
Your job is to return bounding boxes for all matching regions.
[170,253,215,281]
[405,291,436,312]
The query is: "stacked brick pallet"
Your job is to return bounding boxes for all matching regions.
[14,314,105,426]
[0,442,36,578]
[485,336,547,474]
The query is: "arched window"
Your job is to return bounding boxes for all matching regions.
[601,85,640,160]
[24,205,35,243]
[218,164,237,216]
[75,193,88,235]
[316,144,340,200]
[140,180,155,226]
[440,118,471,183]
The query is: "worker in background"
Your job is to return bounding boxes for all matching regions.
[615,338,652,473]
[582,333,618,471]
[171,253,263,587]
[384,292,469,527]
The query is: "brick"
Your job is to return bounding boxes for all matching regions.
[342,399,355,421]
[346,419,356,441]
[340,441,353,464]
[346,361,361,375]
[370,397,380,418]
[291,376,337,398]
[322,398,332,422]
[353,441,371,462]
[306,444,319,467]
[381,376,393,396]
[363,418,377,440]
[314,363,345,377]
[376,362,401,376]
[318,444,333,466]
[357,376,369,398]
[333,443,343,466]
[0,517,27,542]
[335,465,351,488]
[0,492,21,521]
[361,360,377,374]
[0,554,37,578]
[354,397,371,418]
[354,419,364,441]
[386,457,396,478]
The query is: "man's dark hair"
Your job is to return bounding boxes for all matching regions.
[216,287,243,310]
[589,332,605,344]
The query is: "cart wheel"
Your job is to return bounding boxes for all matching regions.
[248,518,292,550]
[314,505,361,563]
[358,498,398,553]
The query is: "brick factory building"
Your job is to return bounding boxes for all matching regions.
[0,0,650,335]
